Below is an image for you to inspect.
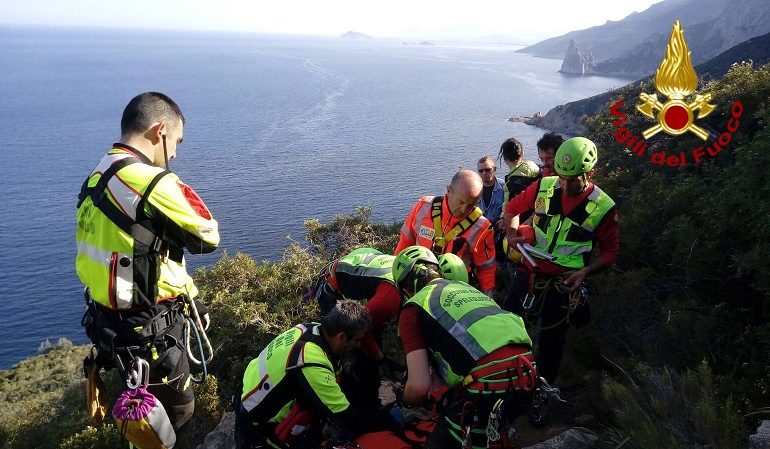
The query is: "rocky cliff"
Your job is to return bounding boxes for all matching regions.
[518,0,770,79]
[559,40,595,75]
[525,32,770,135]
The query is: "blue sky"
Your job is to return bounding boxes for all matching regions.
[1,0,664,42]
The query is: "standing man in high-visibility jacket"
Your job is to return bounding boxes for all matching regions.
[503,137,619,384]
[234,300,396,449]
[393,246,537,449]
[76,92,220,429]
[396,169,497,296]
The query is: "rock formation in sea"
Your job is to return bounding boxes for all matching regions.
[560,40,595,75]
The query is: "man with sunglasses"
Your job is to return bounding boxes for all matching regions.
[475,156,505,222]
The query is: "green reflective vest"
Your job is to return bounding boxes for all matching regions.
[503,160,541,208]
[76,145,219,310]
[240,323,349,423]
[531,177,615,270]
[404,279,532,388]
[333,249,395,301]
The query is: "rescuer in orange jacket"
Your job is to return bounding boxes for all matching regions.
[395,169,497,296]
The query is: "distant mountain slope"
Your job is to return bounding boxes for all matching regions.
[518,0,770,79]
[517,0,718,60]
[525,32,770,135]
[341,31,373,39]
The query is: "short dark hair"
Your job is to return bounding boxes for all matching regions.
[477,156,495,166]
[321,299,372,338]
[120,92,185,136]
[499,138,524,163]
[536,132,564,152]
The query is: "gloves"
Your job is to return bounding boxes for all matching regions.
[378,356,406,382]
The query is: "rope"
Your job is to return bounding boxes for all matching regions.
[522,276,572,331]
[186,317,208,384]
[181,291,213,384]
[182,292,213,365]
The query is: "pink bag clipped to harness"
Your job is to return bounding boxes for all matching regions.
[113,358,176,449]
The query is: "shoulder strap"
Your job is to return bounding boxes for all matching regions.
[431,195,483,251]
[77,157,137,209]
[134,170,173,254]
[78,158,140,236]
[445,207,483,242]
[286,324,336,373]
[78,157,165,251]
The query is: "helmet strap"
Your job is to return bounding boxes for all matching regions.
[574,173,588,193]
[161,134,170,170]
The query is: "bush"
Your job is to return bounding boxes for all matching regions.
[600,361,746,449]
[582,63,770,445]
[59,425,122,449]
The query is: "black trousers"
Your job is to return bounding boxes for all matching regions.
[145,318,195,430]
[502,270,570,384]
[234,409,285,449]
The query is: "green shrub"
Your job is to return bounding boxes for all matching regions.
[600,361,746,449]
[59,425,122,449]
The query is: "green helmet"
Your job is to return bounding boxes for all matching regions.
[437,253,468,283]
[392,246,440,296]
[554,137,598,176]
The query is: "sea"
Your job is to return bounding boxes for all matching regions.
[0,25,631,369]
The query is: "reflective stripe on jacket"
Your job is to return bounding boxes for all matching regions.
[76,145,219,309]
[240,323,348,423]
[531,176,615,270]
[403,279,531,388]
[332,250,395,301]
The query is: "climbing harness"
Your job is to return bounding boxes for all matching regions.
[430,196,483,253]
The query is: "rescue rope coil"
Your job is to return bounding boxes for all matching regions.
[522,275,588,331]
[182,293,213,384]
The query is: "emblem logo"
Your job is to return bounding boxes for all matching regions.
[562,154,572,164]
[418,225,435,240]
[636,20,716,140]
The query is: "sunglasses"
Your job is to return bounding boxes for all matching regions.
[478,167,495,173]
